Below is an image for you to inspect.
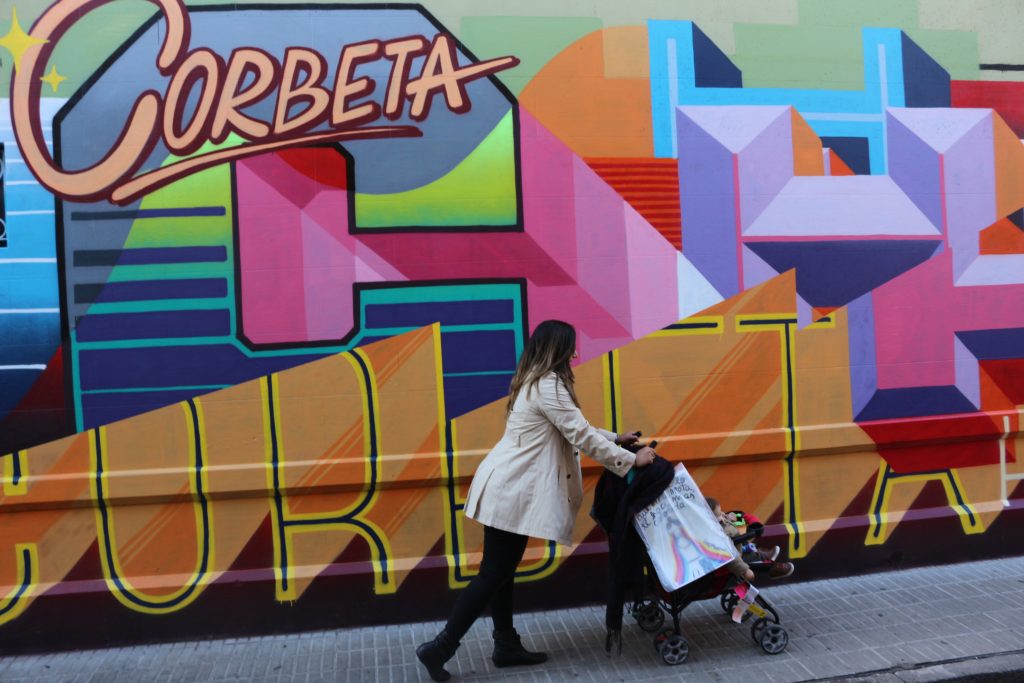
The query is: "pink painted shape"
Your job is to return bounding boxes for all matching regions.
[872,250,1024,390]
[519,109,579,276]
[624,207,679,336]
[235,108,685,356]
[573,157,632,333]
[236,158,309,345]
[238,150,368,345]
[525,283,632,361]
[301,208,354,341]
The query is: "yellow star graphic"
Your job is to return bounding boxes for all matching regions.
[0,8,48,72]
[40,64,65,93]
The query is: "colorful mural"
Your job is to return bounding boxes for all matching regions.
[1,0,1023,651]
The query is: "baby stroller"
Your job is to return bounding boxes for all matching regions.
[628,515,790,665]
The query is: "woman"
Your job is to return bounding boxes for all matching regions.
[416,320,656,681]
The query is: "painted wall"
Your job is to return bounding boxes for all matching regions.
[1,0,1023,651]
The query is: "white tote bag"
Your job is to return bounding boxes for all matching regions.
[633,464,736,592]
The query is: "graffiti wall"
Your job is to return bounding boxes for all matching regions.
[1,0,1023,650]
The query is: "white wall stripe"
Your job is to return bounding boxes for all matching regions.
[0,364,46,371]
[0,258,57,264]
[0,308,60,313]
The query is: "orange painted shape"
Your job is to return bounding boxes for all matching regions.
[520,27,652,158]
[979,217,1024,255]
[791,109,824,176]
[827,149,855,176]
[585,157,681,249]
[994,114,1024,219]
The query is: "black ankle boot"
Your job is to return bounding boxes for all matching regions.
[416,629,460,682]
[491,628,548,668]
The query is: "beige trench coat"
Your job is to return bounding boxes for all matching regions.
[463,372,637,546]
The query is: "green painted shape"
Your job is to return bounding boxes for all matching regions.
[798,0,918,27]
[122,146,236,250]
[354,111,517,228]
[459,15,603,95]
[733,2,980,90]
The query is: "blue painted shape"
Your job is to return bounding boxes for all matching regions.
[648,23,949,173]
[856,386,976,421]
[956,328,1024,361]
[820,136,871,175]
[746,240,942,307]
[74,278,228,304]
[440,330,518,374]
[692,24,742,88]
[75,310,232,342]
[0,372,40,418]
[78,345,323,393]
[901,33,951,107]
[364,299,513,328]
[444,373,514,418]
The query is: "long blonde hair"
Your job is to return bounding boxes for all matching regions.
[507,320,579,414]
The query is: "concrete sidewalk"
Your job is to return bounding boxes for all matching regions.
[2,555,1023,683]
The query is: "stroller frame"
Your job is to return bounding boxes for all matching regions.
[628,519,790,664]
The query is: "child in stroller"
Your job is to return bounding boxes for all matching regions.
[705,496,795,581]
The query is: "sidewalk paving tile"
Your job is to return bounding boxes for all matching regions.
[5,556,1024,682]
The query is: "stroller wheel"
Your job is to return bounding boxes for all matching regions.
[759,624,789,655]
[653,627,675,653]
[659,634,689,665]
[721,590,738,615]
[634,599,665,632]
[750,615,780,645]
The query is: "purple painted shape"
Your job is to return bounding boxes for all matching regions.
[78,345,323,392]
[944,114,997,280]
[847,292,878,418]
[796,294,814,328]
[738,110,794,230]
[75,310,230,342]
[82,389,223,429]
[954,336,980,408]
[958,255,1024,286]
[744,176,939,237]
[678,105,790,153]
[740,244,780,291]
[887,107,992,153]
[887,111,943,230]
[677,108,740,297]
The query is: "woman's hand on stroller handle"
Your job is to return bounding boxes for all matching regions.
[634,444,656,467]
[615,430,642,447]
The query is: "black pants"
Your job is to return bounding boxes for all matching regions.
[444,525,529,640]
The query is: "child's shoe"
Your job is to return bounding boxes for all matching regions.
[768,561,794,579]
